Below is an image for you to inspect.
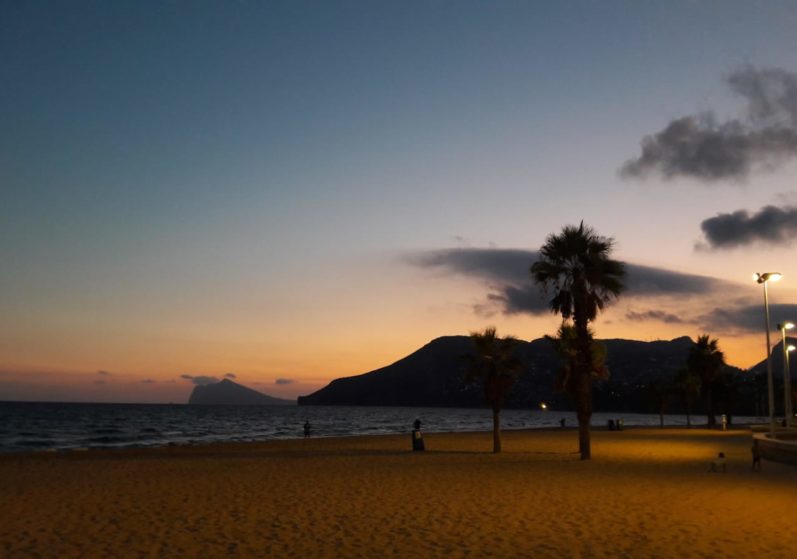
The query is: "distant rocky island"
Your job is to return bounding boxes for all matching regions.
[298,335,771,415]
[188,379,295,405]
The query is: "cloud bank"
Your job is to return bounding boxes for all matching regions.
[622,66,797,181]
[411,247,797,336]
[700,205,797,249]
[180,374,219,386]
[699,304,797,333]
[410,248,726,316]
[625,309,685,324]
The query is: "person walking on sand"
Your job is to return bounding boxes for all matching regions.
[303,421,311,438]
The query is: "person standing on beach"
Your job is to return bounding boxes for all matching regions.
[303,421,311,438]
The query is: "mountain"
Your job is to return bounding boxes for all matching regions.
[748,337,797,377]
[297,335,750,413]
[188,379,295,405]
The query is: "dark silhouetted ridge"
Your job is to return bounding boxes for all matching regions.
[188,379,294,405]
[298,335,750,412]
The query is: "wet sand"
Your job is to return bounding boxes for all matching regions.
[1,427,795,558]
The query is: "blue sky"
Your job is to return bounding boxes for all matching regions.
[3,1,797,401]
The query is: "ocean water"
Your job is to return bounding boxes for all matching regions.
[0,401,767,454]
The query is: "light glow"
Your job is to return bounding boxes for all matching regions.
[755,272,783,284]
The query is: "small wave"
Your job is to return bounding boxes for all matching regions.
[17,431,52,438]
[84,435,135,445]
[92,428,124,435]
[138,427,160,434]
[15,439,53,448]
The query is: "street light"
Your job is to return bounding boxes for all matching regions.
[788,345,795,429]
[756,273,781,435]
[778,322,794,429]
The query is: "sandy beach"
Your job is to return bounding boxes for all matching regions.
[1,427,795,558]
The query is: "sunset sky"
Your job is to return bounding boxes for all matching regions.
[4,1,797,403]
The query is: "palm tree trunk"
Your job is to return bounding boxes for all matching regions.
[575,369,592,460]
[706,388,715,427]
[492,408,501,453]
[573,297,593,460]
[686,399,692,428]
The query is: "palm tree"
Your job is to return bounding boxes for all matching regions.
[687,335,725,427]
[546,323,609,396]
[673,367,701,428]
[531,222,625,460]
[465,327,522,453]
[647,380,671,428]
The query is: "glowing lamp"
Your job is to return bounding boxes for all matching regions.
[755,272,782,284]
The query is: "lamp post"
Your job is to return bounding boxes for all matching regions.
[778,322,794,429]
[756,273,782,436]
[783,345,797,427]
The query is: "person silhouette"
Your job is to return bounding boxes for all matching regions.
[708,452,726,473]
[303,421,311,438]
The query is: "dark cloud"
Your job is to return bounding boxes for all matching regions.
[141,379,156,384]
[626,309,685,324]
[93,380,106,385]
[224,373,236,379]
[97,370,111,376]
[622,66,797,181]
[409,248,534,286]
[180,374,220,386]
[625,263,722,296]
[700,205,797,249]
[699,303,797,333]
[275,378,294,385]
[411,248,725,315]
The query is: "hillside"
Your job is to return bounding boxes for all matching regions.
[298,335,753,413]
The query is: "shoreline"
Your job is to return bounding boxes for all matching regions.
[0,419,771,457]
[2,428,795,558]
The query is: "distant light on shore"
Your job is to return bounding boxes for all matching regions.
[540,402,548,410]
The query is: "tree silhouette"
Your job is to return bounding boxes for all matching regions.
[546,323,609,396]
[647,380,671,428]
[673,367,701,428]
[465,327,522,453]
[687,335,725,427]
[532,222,625,459]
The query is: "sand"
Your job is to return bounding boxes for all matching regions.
[1,427,796,558]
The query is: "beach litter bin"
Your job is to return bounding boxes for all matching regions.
[412,419,425,451]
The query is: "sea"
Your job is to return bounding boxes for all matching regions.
[0,401,767,454]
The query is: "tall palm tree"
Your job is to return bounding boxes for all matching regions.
[465,327,522,453]
[531,222,625,460]
[546,323,609,396]
[687,335,725,427]
[673,367,701,428]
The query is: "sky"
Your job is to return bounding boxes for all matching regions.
[3,1,797,403]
